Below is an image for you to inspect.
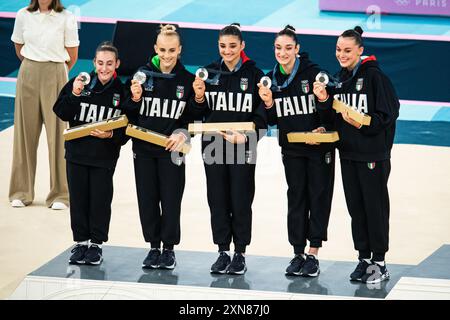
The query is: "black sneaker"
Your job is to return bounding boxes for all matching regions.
[285,255,305,276]
[301,255,320,277]
[84,244,103,265]
[142,248,161,269]
[361,262,390,284]
[350,259,371,282]
[159,249,176,269]
[210,252,231,274]
[69,244,88,264]
[227,253,247,275]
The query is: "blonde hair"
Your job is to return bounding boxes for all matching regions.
[157,24,181,43]
[159,24,178,35]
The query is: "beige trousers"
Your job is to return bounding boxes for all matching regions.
[9,58,69,207]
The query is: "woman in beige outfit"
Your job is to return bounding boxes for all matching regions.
[9,0,79,209]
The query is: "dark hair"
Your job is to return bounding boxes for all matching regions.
[219,23,243,42]
[156,24,181,45]
[275,25,298,46]
[27,0,64,13]
[95,41,119,60]
[340,26,364,47]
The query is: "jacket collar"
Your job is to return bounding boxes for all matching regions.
[32,9,57,16]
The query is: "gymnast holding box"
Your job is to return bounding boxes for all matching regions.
[313,26,400,284]
[257,25,336,277]
[53,42,127,266]
[123,24,207,271]
[189,23,268,275]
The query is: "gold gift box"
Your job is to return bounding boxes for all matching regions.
[188,122,255,134]
[63,115,129,141]
[125,124,191,154]
[332,99,371,126]
[287,131,340,143]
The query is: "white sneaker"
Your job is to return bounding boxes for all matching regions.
[51,202,68,210]
[11,199,26,208]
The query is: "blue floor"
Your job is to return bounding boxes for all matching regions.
[1,0,449,36]
[395,120,450,147]
[405,245,450,280]
[0,97,14,132]
[4,59,95,79]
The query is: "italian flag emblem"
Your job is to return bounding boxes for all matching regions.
[367,162,376,170]
[176,86,184,99]
[240,78,248,91]
[356,78,364,91]
[112,94,120,107]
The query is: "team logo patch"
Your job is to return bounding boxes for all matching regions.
[176,86,184,99]
[112,93,120,107]
[368,162,376,170]
[301,80,310,94]
[356,78,364,91]
[240,78,248,91]
[325,152,332,164]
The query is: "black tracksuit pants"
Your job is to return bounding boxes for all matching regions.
[134,154,185,250]
[282,151,335,255]
[340,159,391,261]
[66,161,115,244]
[204,162,256,253]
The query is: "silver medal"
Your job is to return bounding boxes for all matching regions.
[196,68,208,81]
[315,72,329,85]
[260,76,272,88]
[79,72,91,85]
[133,71,147,85]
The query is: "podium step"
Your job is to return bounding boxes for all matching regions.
[9,245,416,300]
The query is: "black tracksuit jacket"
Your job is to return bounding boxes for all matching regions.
[317,56,400,161]
[123,60,207,158]
[53,74,126,168]
[190,52,268,157]
[265,52,335,157]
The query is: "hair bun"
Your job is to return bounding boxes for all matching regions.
[284,25,296,32]
[160,24,177,32]
[354,26,363,36]
[230,22,241,30]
